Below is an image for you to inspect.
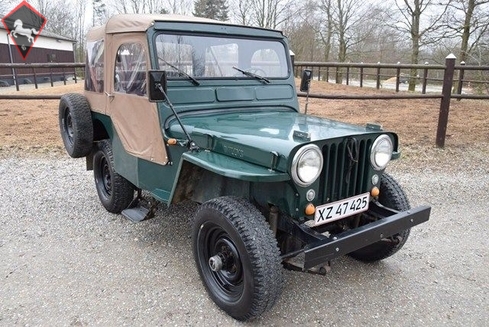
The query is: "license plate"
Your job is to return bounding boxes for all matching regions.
[314,193,370,226]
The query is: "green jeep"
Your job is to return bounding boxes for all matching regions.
[59,14,430,321]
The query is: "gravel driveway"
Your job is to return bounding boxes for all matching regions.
[1,151,488,326]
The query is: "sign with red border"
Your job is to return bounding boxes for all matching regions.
[1,1,47,60]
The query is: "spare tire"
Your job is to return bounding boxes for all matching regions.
[59,93,93,158]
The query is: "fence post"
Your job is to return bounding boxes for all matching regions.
[359,63,363,87]
[396,62,401,92]
[456,61,465,101]
[376,62,381,89]
[422,62,429,94]
[436,54,456,148]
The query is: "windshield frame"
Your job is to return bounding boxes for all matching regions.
[152,32,291,82]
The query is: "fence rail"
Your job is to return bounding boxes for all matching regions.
[0,57,488,147]
[295,55,489,147]
[0,62,85,91]
[294,60,489,99]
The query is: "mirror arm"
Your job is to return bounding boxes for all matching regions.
[156,83,199,151]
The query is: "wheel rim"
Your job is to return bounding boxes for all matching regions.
[198,222,244,302]
[96,155,112,198]
[64,108,74,145]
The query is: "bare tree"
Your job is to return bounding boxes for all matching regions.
[233,0,297,29]
[234,0,249,25]
[445,0,489,63]
[108,0,184,14]
[317,0,334,62]
[317,0,382,83]
[393,0,452,91]
[0,0,15,15]
[166,0,193,14]
[282,1,322,61]
[93,0,108,26]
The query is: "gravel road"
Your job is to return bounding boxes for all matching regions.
[1,151,488,326]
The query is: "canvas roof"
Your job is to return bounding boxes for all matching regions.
[87,14,229,41]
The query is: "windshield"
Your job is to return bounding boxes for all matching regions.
[155,34,289,79]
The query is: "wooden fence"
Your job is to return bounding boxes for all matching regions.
[0,62,85,91]
[295,54,489,147]
[0,56,488,147]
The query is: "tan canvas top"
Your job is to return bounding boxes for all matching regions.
[87,14,228,41]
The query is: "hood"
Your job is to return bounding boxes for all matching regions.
[167,111,379,172]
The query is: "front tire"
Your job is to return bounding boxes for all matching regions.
[348,173,411,262]
[93,140,134,213]
[192,197,284,321]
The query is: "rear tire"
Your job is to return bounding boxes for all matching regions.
[348,173,411,262]
[59,93,93,158]
[192,196,284,321]
[93,140,134,213]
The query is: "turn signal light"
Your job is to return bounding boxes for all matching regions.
[305,203,316,216]
[371,187,380,197]
[167,138,177,145]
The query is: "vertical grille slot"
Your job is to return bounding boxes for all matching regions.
[320,138,371,203]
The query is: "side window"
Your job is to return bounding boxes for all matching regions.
[114,43,147,96]
[85,40,104,93]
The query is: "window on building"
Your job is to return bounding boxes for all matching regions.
[47,53,56,62]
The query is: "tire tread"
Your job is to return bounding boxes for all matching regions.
[58,93,93,158]
[348,173,411,262]
[194,196,284,321]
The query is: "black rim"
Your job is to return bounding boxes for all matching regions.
[64,108,74,144]
[197,222,244,303]
[96,155,112,198]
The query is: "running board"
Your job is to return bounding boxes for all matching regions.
[122,190,159,223]
[122,206,152,223]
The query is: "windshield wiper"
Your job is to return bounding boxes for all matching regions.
[158,57,200,86]
[232,66,270,84]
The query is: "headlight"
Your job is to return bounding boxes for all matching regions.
[370,134,393,170]
[291,144,323,187]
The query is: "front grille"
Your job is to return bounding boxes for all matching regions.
[319,137,372,203]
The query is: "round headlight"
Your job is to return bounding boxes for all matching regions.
[370,134,393,170]
[291,144,323,187]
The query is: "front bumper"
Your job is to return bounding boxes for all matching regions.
[285,202,431,270]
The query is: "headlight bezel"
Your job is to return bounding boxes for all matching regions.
[370,134,393,171]
[291,144,323,187]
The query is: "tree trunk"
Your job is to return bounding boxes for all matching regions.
[336,35,347,84]
[459,0,475,63]
[408,1,421,92]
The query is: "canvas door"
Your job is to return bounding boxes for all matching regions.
[106,33,168,165]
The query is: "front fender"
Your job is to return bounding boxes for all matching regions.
[168,150,290,204]
[181,151,290,182]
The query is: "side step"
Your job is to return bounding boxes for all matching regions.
[121,190,159,223]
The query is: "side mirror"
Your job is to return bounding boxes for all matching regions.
[300,69,312,92]
[148,70,168,102]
